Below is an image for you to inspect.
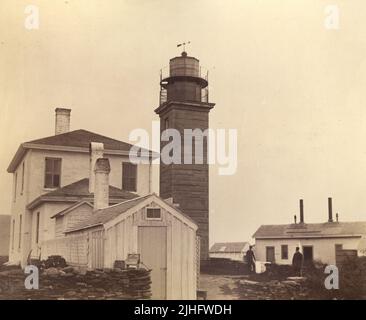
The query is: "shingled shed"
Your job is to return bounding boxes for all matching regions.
[63,193,199,300]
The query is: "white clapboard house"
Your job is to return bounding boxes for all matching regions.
[253,199,366,265]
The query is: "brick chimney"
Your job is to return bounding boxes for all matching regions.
[94,158,110,210]
[55,108,71,135]
[299,199,304,224]
[328,197,333,222]
[89,142,104,193]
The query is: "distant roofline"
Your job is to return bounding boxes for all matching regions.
[252,221,366,239]
[209,242,250,253]
[255,235,363,240]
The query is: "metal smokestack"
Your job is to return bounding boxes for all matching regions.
[328,197,333,222]
[299,199,304,224]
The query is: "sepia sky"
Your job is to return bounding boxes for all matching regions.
[1,0,366,244]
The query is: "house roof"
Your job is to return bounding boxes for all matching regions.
[65,193,198,233]
[7,129,157,173]
[27,178,139,210]
[210,242,249,253]
[253,221,366,239]
[26,129,134,151]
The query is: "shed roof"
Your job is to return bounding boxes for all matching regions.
[210,242,249,253]
[27,178,138,210]
[253,222,366,239]
[66,195,152,232]
[66,193,198,233]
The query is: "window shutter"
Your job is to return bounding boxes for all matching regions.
[122,162,137,192]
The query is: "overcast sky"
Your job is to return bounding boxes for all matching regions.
[1,0,366,244]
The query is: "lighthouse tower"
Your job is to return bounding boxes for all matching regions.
[155,51,215,261]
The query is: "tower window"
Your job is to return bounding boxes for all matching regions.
[122,162,137,192]
[44,158,61,188]
[165,118,169,130]
[146,208,161,220]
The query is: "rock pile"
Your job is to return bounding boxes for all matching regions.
[201,258,249,275]
[0,266,152,300]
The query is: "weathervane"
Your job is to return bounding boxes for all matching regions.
[177,41,191,53]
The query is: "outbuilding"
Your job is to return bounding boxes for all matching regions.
[65,193,198,299]
[209,242,250,261]
[253,198,366,265]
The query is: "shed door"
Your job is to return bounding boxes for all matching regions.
[91,230,104,269]
[266,246,275,263]
[302,246,313,264]
[138,226,167,299]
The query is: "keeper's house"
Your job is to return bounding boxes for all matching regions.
[7,108,153,267]
[253,198,366,265]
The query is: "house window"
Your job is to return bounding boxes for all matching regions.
[335,244,343,251]
[281,245,288,260]
[11,219,15,250]
[14,172,18,202]
[18,215,22,250]
[146,208,161,220]
[35,212,40,244]
[21,162,25,194]
[122,162,137,192]
[44,158,61,188]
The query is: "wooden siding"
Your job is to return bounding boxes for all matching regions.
[55,216,65,238]
[65,203,93,232]
[41,233,89,267]
[90,230,104,269]
[104,200,197,300]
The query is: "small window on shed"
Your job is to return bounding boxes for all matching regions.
[146,208,161,220]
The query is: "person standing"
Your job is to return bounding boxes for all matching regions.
[245,246,256,273]
[292,247,304,276]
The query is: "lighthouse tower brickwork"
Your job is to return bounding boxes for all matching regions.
[155,51,215,261]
